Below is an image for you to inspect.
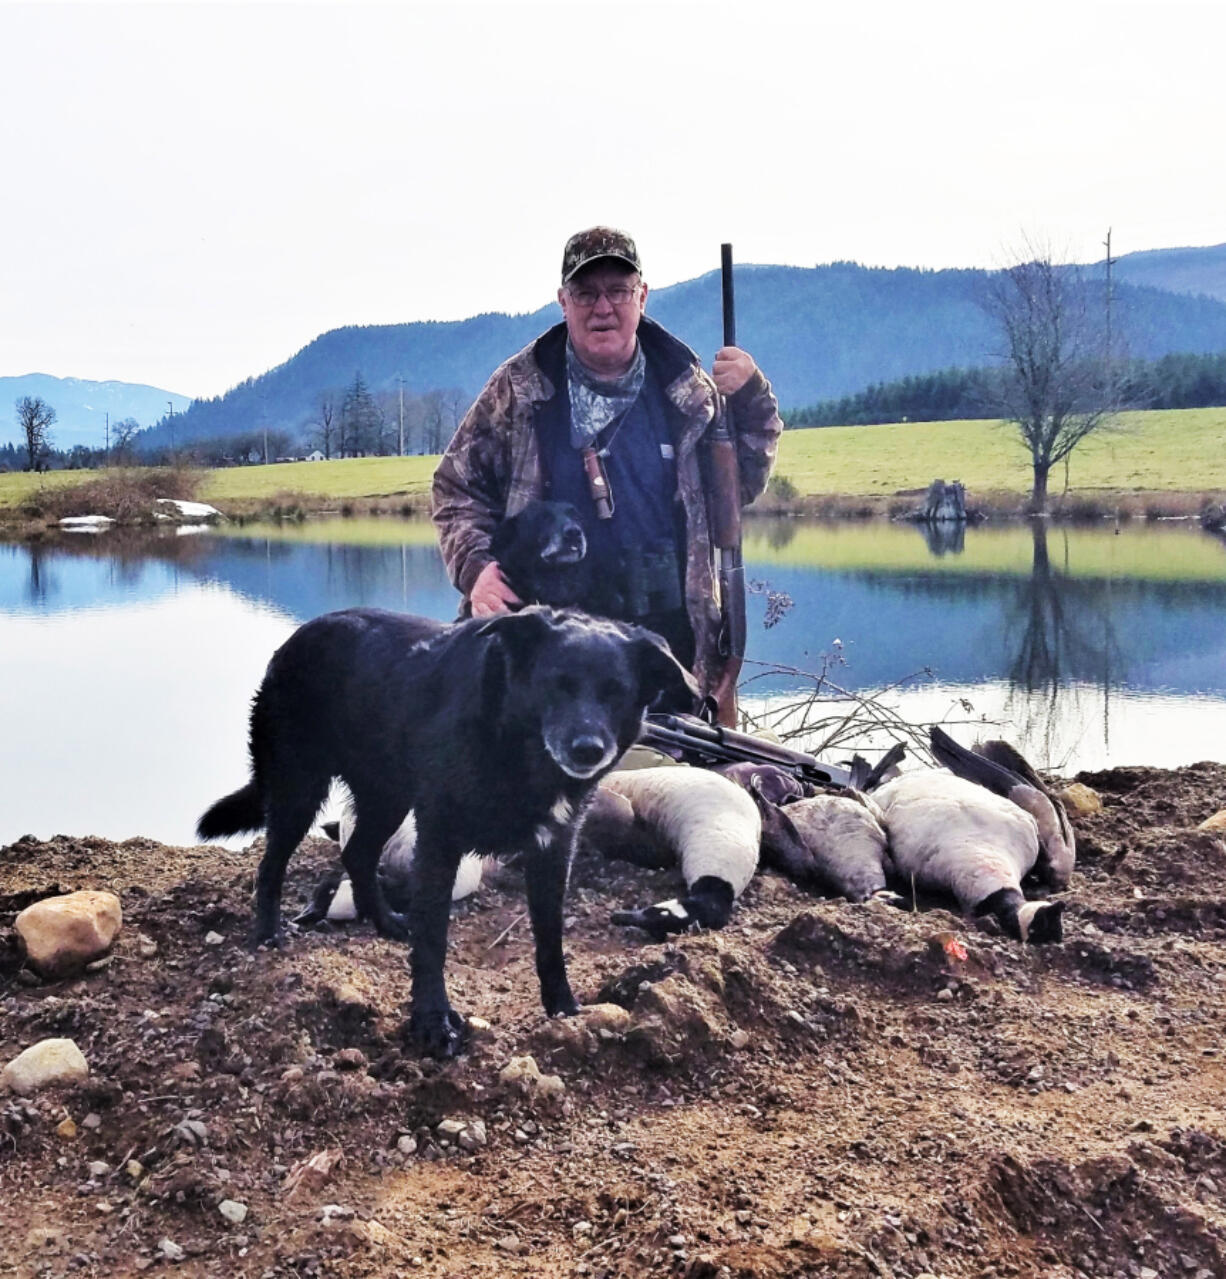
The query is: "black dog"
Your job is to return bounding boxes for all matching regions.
[196,606,697,1058]
[458,500,593,617]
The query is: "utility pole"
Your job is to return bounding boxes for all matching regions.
[397,377,405,457]
[105,411,109,463]
[1103,227,1116,392]
[168,400,175,454]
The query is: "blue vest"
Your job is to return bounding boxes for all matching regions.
[533,328,688,628]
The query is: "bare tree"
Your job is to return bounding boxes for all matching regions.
[984,247,1118,514]
[440,388,468,441]
[15,396,56,472]
[111,417,140,464]
[420,389,446,454]
[309,393,337,459]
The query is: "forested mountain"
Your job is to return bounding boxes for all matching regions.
[139,259,1226,452]
[0,373,191,450]
[1108,242,1226,305]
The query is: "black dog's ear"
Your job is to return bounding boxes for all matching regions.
[631,628,700,713]
[476,607,553,666]
[474,611,548,721]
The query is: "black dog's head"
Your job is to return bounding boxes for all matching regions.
[477,608,699,781]
[490,501,589,608]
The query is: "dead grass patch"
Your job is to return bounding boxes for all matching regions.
[22,467,202,523]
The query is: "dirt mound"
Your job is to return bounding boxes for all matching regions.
[3,764,1226,1276]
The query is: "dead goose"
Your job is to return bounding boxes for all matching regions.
[872,746,1066,944]
[585,766,760,940]
[714,749,907,903]
[296,812,490,926]
[750,785,905,905]
[928,726,1076,891]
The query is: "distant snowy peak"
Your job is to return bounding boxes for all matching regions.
[0,373,192,449]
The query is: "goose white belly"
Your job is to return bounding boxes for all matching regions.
[327,810,489,920]
[600,767,760,896]
[873,770,1040,910]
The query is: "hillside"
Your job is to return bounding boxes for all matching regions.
[142,261,1226,450]
[1109,242,1226,305]
[0,373,191,451]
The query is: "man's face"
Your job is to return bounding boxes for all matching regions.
[557,261,648,378]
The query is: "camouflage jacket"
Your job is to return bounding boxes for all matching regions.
[431,316,783,694]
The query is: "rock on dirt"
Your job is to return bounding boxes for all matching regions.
[1,1036,89,1094]
[15,889,122,976]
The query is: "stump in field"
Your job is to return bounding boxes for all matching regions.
[920,479,967,523]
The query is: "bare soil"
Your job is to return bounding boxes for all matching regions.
[3,762,1226,1279]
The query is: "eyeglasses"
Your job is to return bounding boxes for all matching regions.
[566,282,641,308]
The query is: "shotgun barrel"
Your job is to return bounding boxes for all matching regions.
[707,243,747,727]
[640,712,854,789]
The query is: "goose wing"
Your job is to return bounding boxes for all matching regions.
[929,726,1075,889]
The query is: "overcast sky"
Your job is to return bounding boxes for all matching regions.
[2,0,1223,399]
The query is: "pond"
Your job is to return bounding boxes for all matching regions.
[2,516,1225,847]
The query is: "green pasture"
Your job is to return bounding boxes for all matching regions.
[0,454,437,510]
[744,517,1226,582]
[0,469,89,506]
[2,405,1224,512]
[771,407,1226,497]
[200,455,437,502]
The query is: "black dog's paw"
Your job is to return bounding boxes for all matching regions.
[290,904,327,928]
[249,917,287,951]
[373,909,411,943]
[544,991,581,1019]
[409,1006,468,1060]
[611,899,694,942]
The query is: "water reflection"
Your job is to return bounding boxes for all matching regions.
[997,523,1122,762]
[2,517,1225,844]
[917,520,966,557]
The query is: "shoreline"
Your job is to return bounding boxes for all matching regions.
[3,485,1226,539]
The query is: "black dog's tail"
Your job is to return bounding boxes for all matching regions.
[197,780,263,840]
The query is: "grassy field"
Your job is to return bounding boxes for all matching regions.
[200,454,437,502]
[768,406,1226,497]
[2,406,1224,512]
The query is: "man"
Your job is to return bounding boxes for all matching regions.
[431,227,783,699]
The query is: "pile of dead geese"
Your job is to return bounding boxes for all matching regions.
[316,725,1073,948]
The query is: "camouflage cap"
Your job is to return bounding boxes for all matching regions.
[561,226,642,283]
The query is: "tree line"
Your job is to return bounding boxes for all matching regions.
[136,372,470,464]
[299,373,468,461]
[786,349,1226,429]
[5,372,470,472]
[3,398,148,472]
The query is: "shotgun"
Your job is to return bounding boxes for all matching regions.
[639,712,854,789]
[706,243,747,727]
